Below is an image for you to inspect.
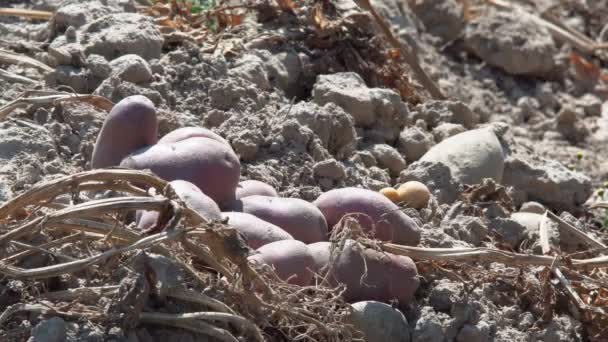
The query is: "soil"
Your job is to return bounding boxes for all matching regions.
[1,0,608,341]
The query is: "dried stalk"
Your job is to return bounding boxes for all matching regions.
[545,211,606,249]
[40,286,120,302]
[356,0,445,100]
[0,91,113,121]
[140,311,263,342]
[0,67,37,84]
[0,226,190,279]
[139,316,239,342]
[167,287,235,314]
[1,232,83,264]
[0,8,53,20]
[487,0,608,59]
[0,196,170,247]
[0,49,53,72]
[377,243,608,269]
[0,169,167,220]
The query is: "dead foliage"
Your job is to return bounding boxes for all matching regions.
[0,169,360,341]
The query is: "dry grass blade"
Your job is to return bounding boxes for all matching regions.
[0,169,167,220]
[140,311,264,342]
[40,286,120,302]
[0,92,114,122]
[0,67,37,84]
[0,48,53,72]
[378,242,608,269]
[167,287,235,314]
[0,196,170,246]
[487,0,608,59]
[140,316,239,342]
[0,226,189,279]
[545,211,607,249]
[356,0,445,100]
[0,8,53,20]
[1,232,82,264]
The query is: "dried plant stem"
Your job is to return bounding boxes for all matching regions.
[40,286,120,302]
[378,243,608,269]
[545,211,607,249]
[0,49,53,72]
[487,0,608,58]
[0,227,190,279]
[0,91,113,121]
[0,8,53,20]
[0,169,167,219]
[167,287,235,314]
[357,0,445,100]
[140,311,263,342]
[1,232,83,264]
[0,196,169,247]
[139,312,240,342]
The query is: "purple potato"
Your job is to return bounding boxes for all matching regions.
[235,180,279,200]
[313,188,420,245]
[120,137,240,208]
[248,239,315,286]
[92,95,158,168]
[158,126,229,146]
[309,240,419,304]
[223,212,293,249]
[231,195,328,244]
[138,180,222,230]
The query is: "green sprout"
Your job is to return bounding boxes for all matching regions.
[598,188,605,198]
[576,151,584,160]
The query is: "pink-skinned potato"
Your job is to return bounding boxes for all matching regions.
[231,195,328,244]
[91,95,158,168]
[313,187,421,246]
[158,126,229,146]
[309,240,419,304]
[235,180,279,200]
[248,239,315,286]
[223,212,293,249]
[138,180,222,230]
[120,137,240,208]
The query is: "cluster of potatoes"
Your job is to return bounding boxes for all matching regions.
[93,95,428,307]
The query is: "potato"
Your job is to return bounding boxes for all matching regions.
[379,187,399,203]
[248,239,315,286]
[231,195,328,244]
[223,212,293,249]
[120,137,240,208]
[308,241,331,275]
[235,180,279,200]
[91,95,158,168]
[158,126,229,146]
[138,180,222,230]
[309,240,419,304]
[397,181,430,209]
[313,188,420,245]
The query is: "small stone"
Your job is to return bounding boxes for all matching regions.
[488,218,527,248]
[577,94,602,117]
[368,143,407,176]
[313,159,346,180]
[465,9,557,76]
[398,126,434,162]
[349,301,411,342]
[30,317,67,342]
[520,201,545,214]
[419,125,506,185]
[433,123,466,142]
[109,54,153,84]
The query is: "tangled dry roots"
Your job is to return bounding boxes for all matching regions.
[0,169,361,342]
